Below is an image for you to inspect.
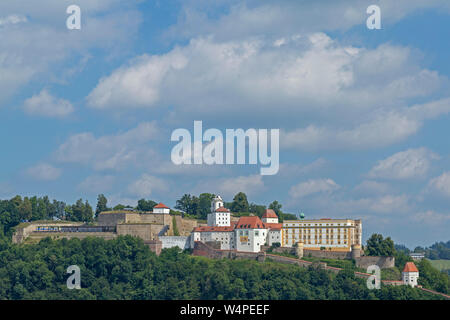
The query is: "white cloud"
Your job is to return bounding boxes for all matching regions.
[77,175,115,194]
[55,122,160,171]
[197,174,265,198]
[325,194,411,215]
[23,89,74,118]
[167,0,450,41]
[282,98,450,151]
[0,3,142,104]
[353,180,391,196]
[86,33,449,152]
[368,148,439,180]
[289,178,340,198]
[26,163,62,181]
[278,158,327,177]
[412,210,450,226]
[428,171,450,197]
[127,174,167,198]
[88,35,442,114]
[0,14,27,27]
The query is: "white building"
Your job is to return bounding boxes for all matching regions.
[282,218,362,252]
[402,262,419,287]
[261,209,282,246]
[192,198,283,253]
[153,203,170,214]
[261,209,278,224]
[235,216,267,253]
[207,196,231,227]
[191,225,235,250]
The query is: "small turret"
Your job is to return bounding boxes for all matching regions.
[351,244,361,259]
[295,241,304,258]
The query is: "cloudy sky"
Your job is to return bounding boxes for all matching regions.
[1,0,449,247]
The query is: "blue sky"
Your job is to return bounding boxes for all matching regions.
[1,0,450,248]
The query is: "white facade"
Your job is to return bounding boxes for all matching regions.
[207,196,230,227]
[153,203,170,214]
[207,210,231,227]
[282,219,362,251]
[191,229,234,250]
[263,217,278,224]
[267,229,282,246]
[235,227,267,253]
[402,271,419,287]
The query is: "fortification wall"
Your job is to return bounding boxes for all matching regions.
[355,256,395,269]
[116,223,165,241]
[174,216,198,236]
[160,236,191,250]
[303,249,352,260]
[262,246,352,259]
[125,213,166,224]
[145,240,162,256]
[98,212,126,226]
[12,222,83,244]
[24,232,117,244]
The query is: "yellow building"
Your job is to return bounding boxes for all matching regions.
[282,218,362,252]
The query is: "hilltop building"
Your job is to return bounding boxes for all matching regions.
[402,262,420,287]
[282,218,362,252]
[193,198,283,252]
[207,196,231,227]
[409,252,425,261]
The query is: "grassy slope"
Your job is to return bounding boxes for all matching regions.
[428,259,450,271]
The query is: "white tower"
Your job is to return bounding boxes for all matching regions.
[261,209,279,224]
[402,262,419,287]
[211,195,224,212]
[207,195,230,227]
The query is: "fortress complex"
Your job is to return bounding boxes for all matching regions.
[192,196,283,252]
[14,195,360,256]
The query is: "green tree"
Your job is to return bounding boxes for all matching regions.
[136,199,157,212]
[268,200,282,215]
[197,193,215,219]
[18,197,32,221]
[95,194,109,218]
[366,234,395,256]
[231,192,249,213]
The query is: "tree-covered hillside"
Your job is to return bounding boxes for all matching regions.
[0,236,444,300]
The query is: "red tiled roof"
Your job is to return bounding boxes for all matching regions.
[193,225,235,232]
[236,216,265,229]
[264,223,282,230]
[215,207,230,212]
[154,203,169,209]
[262,209,278,219]
[403,262,419,273]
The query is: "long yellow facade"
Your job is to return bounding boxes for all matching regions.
[282,219,362,252]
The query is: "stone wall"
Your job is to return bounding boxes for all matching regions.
[355,256,395,269]
[160,236,192,250]
[116,223,166,241]
[174,216,198,236]
[303,249,352,260]
[23,232,117,244]
[12,221,84,244]
[262,246,352,259]
[97,212,127,226]
[145,240,162,256]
